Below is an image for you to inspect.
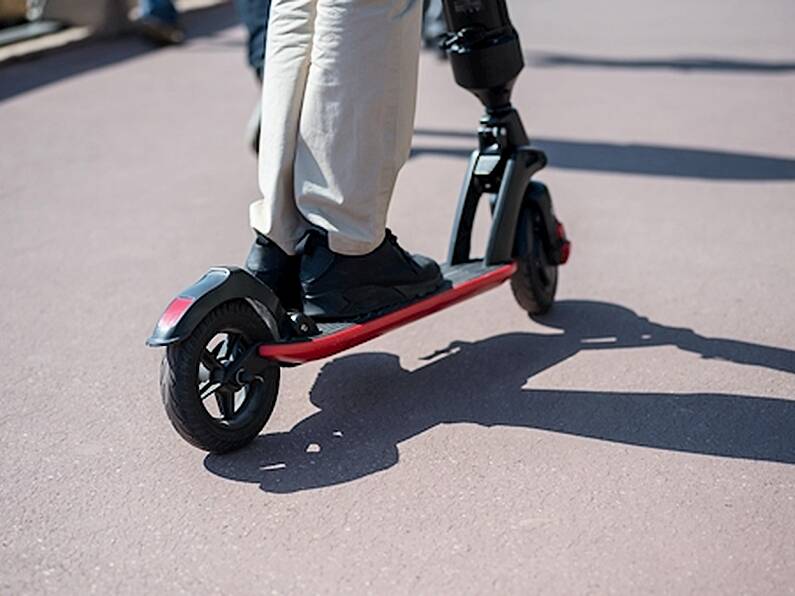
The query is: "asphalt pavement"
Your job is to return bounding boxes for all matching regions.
[1,0,794,593]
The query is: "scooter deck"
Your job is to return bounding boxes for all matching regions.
[259,260,517,365]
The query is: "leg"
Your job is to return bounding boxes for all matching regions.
[248,0,441,318]
[233,0,273,78]
[294,0,423,255]
[422,0,446,44]
[139,0,178,23]
[249,0,317,254]
[293,0,441,319]
[235,0,272,153]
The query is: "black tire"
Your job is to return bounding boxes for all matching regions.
[510,191,559,315]
[160,300,279,453]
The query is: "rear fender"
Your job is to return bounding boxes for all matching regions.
[146,267,286,347]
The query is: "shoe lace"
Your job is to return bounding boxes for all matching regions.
[385,229,418,269]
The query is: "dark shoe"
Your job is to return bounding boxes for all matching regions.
[136,15,185,45]
[300,230,444,320]
[245,233,301,310]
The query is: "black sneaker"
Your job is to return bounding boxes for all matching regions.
[135,15,185,45]
[300,230,444,320]
[245,233,301,310]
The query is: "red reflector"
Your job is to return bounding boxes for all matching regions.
[560,241,571,264]
[159,296,195,329]
[556,221,571,264]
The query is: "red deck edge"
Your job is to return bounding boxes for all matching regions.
[259,262,518,365]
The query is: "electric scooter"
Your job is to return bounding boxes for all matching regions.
[147,0,571,453]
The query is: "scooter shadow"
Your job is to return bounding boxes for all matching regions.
[204,300,795,493]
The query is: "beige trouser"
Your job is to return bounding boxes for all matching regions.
[249,0,422,256]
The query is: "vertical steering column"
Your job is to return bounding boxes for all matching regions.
[443,0,549,266]
[441,0,525,110]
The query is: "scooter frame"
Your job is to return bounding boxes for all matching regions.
[146,111,568,364]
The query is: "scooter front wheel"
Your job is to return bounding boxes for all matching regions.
[510,186,559,315]
[160,300,279,453]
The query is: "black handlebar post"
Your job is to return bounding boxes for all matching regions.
[442,0,552,266]
[441,0,525,111]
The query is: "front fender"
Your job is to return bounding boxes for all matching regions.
[522,181,571,265]
[146,267,286,347]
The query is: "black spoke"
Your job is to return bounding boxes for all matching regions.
[227,334,246,361]
[216,388,237,419]
[200,348,223,372]
[197,332,253,421]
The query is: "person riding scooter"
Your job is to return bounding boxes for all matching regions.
[244,0,444,320]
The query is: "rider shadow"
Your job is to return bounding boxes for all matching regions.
[204,300,795,493]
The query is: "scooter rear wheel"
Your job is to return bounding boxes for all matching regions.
[160,300,279,453]
[510,186,558,315]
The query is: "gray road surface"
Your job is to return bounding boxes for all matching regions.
[1,1,794,593]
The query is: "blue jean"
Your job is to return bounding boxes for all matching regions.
[234,0,272,78]
[139,0,178,25]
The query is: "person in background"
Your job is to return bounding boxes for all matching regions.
[234,0,273,151]
[422,0,447,55]
[234,0,271,80]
